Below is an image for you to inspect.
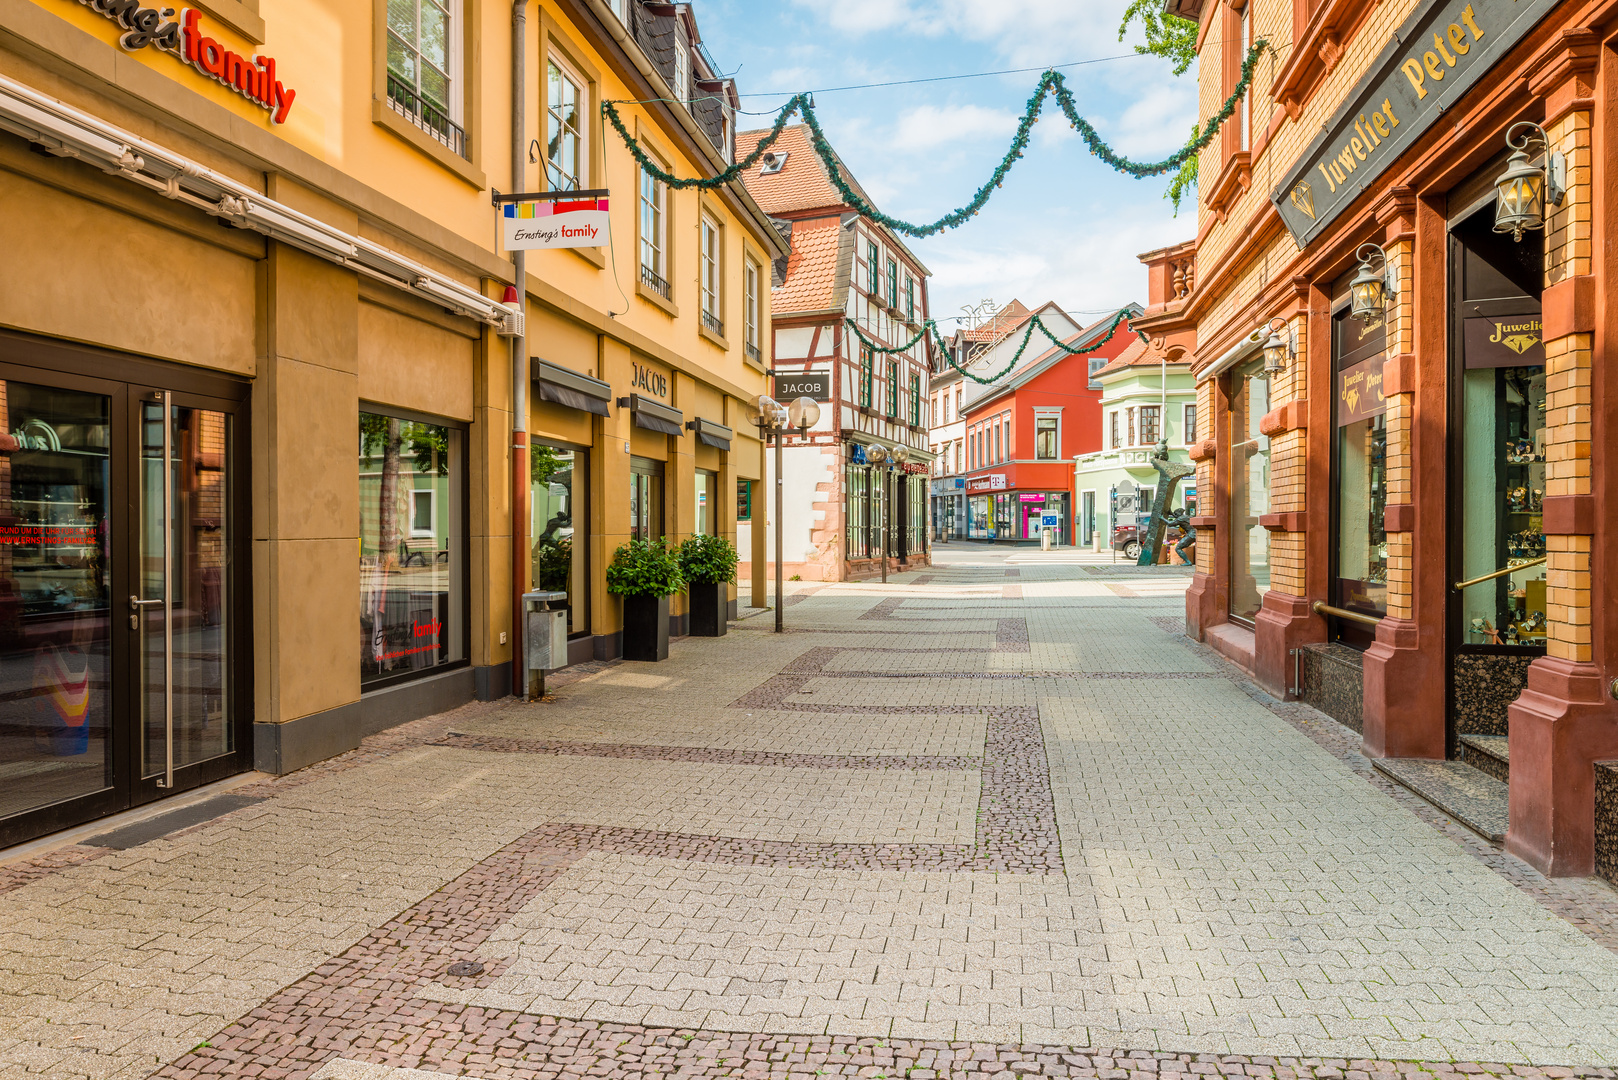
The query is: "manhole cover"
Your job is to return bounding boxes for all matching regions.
[446,960,484,977]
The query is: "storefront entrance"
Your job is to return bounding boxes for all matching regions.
[1445,185,1547,759]
[0,339,250,848]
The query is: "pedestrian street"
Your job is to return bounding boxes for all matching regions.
[2,547,1617,1080]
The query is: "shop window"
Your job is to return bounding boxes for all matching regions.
[629,456,664,541]
[736,479,751,521]
[1183,403,1198,444]
[639,165,669,298]
[694,469,717,535]
[545,57,586,190]
[1035,416,1058,460]
[1330,303,1388,635]
[700,214,723,336]
[847,465,870,559]
[1452,207,1547,649]
[532,442,588,636]
[386,0,465,156]
[360,411,466,686]
[1228,359,1271,623]
[1140,405,1160,446]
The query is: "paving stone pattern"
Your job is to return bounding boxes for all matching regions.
[1,552,1618,1080]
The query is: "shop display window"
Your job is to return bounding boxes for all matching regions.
[359,411,466,686]
[629,457,664,542]
[994,493,1011,539]
[1228,358,1271,623]
[531,443,587,637]
[693,470,717,536]
[846,465,870,559]
[1452,209,1547,649]
[1458,364,1547,646]
[1331,305,1388,633]
[968,494,989,540]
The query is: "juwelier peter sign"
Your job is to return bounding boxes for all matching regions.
[1271,0,1559,249]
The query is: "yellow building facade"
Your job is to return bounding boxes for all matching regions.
[0,0,785,846]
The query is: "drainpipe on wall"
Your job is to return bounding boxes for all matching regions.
[510,0,529,697]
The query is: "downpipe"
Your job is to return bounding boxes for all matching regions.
[509,0,529,697]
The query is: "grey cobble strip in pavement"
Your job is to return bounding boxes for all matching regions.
[2,552,1618,1079]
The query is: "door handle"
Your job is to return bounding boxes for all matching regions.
[129,595,162,611]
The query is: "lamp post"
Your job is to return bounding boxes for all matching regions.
[890,445,910,575]
[749,394,788,632]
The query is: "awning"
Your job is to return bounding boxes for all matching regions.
[619,394,684,436]
[533,359,612,417]
[686,417,733,450]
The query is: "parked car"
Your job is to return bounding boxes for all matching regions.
[1112,520,1188,561]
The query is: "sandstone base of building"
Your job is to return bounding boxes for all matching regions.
[1254,590,1318,700]
[1362,616,1445,761]
[1506,658,1618,877]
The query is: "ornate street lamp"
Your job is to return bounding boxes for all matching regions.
[787,396,820,434]
[1348,243,1395,324]
[1262,317,1294,379]
[1494,121,1565,243]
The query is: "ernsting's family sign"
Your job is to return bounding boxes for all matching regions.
[503,197,610,251]
[69,0,296,123]
[1271,0,1559,248]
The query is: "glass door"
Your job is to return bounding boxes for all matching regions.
[0,357,247,850]
[135,394,235,793]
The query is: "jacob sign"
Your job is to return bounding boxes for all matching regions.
[503,196,609,251]
[1271,0,1558,248]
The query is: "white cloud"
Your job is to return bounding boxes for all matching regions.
[1096,81,1198,157]
[892,104,1018,151]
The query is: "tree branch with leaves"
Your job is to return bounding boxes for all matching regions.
[1118,0,1202,214]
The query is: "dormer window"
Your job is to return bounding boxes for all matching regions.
[674,23,690,103]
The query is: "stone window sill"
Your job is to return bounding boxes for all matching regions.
[638,280,678,318]
[372,101,486,190]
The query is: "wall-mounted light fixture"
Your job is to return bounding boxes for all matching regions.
[1494,121,1565,243]
[1262,317,1294,379]
[1349,243,1395,324]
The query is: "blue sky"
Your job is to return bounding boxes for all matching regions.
[694,0,1204,330]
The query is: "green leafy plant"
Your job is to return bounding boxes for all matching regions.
[1117,3,1202,212]
[606,538,685,598]
[678,534,739,586]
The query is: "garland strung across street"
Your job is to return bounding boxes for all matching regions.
[602,40,1271,238]
[844,310,1144,386]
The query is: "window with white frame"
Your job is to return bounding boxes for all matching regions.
[674,23,691,103]
[1140,405,1160,446]
[954,441,962,473]
[410,488,435,537]
[887,259,898,308]
[744,257,762,360]
[1110,411,1120,449]
[639,165,668,293]
[604,0,627,22]
[1183,402,1198,444]
[700,214,722,333]
[546,58,586,190]
[1035,415,1059,460]
[386,0,463,152]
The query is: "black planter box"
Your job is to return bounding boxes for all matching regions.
[688,581,729,637]
[622,593,670,661]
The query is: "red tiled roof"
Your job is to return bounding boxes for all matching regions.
[1091,336,1181,377]
[961,300,1032,343]
[737,126,869,214]
[774,215,843,313]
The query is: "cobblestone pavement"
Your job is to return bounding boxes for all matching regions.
[3,548,1618,1080]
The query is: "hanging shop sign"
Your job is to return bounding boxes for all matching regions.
[70,2,296,123]
[1337,355,1387,426]
[967,473,1007,491]
[1463,315,1545,368]
[502,194,610,250]
[1271,0,1558,248]
[773,370,830,402]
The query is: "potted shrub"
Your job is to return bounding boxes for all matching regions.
[679,534,739,637]
[606,538,685,661]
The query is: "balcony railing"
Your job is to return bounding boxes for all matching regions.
[640,265,671,300]
[386,73,467,158]
[745,341,761,363]
[701,310,725,337]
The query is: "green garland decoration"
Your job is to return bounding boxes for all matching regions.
[844,311,1144,387]
[603,41,1271,237]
